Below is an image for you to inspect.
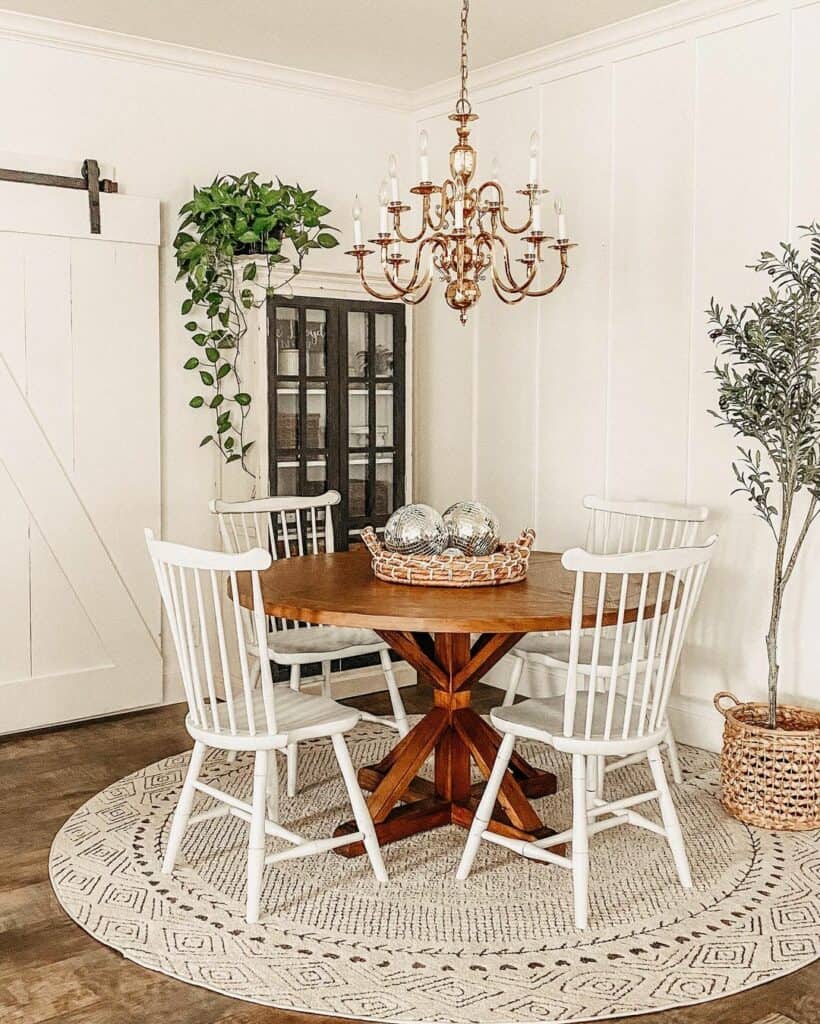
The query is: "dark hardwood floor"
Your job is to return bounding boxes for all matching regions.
[1,681,816,1024]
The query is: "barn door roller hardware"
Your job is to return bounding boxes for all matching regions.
[0,158,118,234]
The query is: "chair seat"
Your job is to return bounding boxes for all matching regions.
[491,693,666,754]
[187,687,360,750]
[513,633,644,675]
[258,625,386,661]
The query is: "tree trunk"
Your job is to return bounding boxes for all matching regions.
[766,502,791,730]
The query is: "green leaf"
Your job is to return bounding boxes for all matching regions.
[183,357,199,370]
[189,396,204,408]
[205,347,219,363]
[316,232,338,249]
[217,362,231,379]
[199,434,213,447]
[224,436,235,450]
[181,298,194,315]
[226,453,241,463]
[210,394,224,408]
[199,370,214,386]
[234,392,251,406]
[185,320,198,331]
[243,261,257,281]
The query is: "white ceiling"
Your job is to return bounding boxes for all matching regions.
[3,0,681,90]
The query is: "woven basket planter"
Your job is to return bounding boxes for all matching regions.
[714,691,820,831]
[361,526,535,587]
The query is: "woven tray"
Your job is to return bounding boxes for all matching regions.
[361,526,535,587]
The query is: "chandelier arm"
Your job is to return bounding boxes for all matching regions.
[491,279,528,304]
[497,192,535,235]
[483,234,539,294]
[393,193,432,244]
[426,182,452,232]
[521,248,570,298]
[383,235,446,295]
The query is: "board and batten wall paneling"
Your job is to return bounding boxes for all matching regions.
[782,2,820,695]
[681,12,791,710]
[608,42,694,504]
[473,88,540,534]
[414,0,820,747]
[537,67,611,551]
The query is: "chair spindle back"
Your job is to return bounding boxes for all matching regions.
[145,529,278,738]
[584,495,709,555]
[560,537,717,742]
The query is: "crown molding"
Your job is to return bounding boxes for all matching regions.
[0,8,412,111]
[411,0,776,114]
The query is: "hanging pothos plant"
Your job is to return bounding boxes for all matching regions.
[173,172,339,475]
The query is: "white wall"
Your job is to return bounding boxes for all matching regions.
[413,0,820,748]
[0,12,411,702]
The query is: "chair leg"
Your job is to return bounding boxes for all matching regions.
[379,648,409,737]
[163,741,207,875]
[571,753,589,930]
[331,733,387,882]
[246,749,268,924]
[664,726,683,785]
[286,664,300,798]
[456,732,516,880]
[647,745,692,889]
[266,749,280,821]
[502,656,524,707]
[596,755,605,799]
[321,660,332,698]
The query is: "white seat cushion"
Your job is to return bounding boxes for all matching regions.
[491,692,666,752]
[513,634,643,675]
[265,625,384,657]
[190,686,360,747]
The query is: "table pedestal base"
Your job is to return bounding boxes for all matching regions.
[333,631,565,858]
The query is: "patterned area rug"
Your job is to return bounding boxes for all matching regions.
[50,719,820,1024]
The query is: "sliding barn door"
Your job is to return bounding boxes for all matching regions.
[0,175,161,733]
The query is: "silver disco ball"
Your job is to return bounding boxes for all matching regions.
[443,500,501,556]
[384,503,448,556]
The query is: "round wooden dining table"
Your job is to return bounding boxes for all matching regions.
[235,547,641,859]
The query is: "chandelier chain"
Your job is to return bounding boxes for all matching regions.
[456,0,471,116]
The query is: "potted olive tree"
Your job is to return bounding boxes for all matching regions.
[709,222,820,831]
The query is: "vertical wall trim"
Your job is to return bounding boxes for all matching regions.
[470,315,479,499]
[786,4,795,239]
[603,61,617,499]
[531,83,544,530]
[685,37,700,505]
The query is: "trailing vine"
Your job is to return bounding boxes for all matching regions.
[173,172,339,475]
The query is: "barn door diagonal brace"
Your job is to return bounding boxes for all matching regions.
[0,158,118,234]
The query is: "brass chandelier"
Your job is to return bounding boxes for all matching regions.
[347,0,576,324]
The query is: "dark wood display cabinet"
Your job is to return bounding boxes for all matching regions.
[267,293,407,550]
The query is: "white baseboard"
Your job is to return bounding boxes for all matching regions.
[162,661,416,707]
[482,656,723,753]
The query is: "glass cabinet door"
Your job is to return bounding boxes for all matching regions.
[343,305,404,545]
[270,303,333,501]
[268,295,405,549]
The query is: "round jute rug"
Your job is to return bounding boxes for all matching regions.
[50,719,820,1024]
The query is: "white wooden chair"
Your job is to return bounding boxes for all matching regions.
[457,536,717,929]
[145,529,387,924]
[502,496,709,785]
[210,491,409,797]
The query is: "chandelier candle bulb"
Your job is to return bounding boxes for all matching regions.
[388,154,400,201]
[378,180,389,234]
[419,130,430,182]
[532,203,542,232]
[352,195,363,247]
[555,198,567,240]
[529,131,539,185]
